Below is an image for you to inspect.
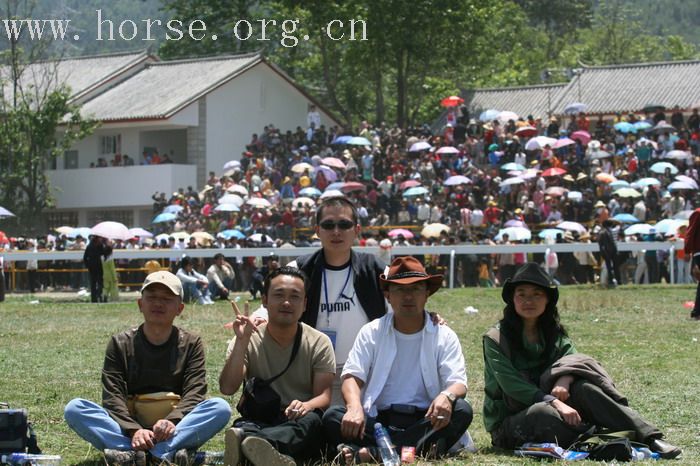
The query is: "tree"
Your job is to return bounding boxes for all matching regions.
[0,0,98,235]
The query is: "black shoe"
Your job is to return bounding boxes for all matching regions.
[648,438,681,459]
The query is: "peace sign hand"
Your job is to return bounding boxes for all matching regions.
[231,300,259,340]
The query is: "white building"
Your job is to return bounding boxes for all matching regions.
[45,51,340,227]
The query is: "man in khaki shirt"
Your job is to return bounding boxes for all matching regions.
[220,267,335,466]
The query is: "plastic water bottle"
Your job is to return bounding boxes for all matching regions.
[374,422,400,466]
[191,451,225,465]
[0,453,61,465]
[631,446,659,461]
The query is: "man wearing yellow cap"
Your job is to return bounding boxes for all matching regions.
[64,271,231,465]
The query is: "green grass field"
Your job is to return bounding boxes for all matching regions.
[2,285,699,465]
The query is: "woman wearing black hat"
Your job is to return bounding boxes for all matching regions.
[482,262,681,459]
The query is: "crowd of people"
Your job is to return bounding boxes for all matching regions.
[61,195,683,465]
[2,103,700,297]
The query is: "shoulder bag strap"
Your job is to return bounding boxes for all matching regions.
[265,323,303,384]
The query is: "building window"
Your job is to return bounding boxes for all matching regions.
[87,210,133,226]
[100,135,121,155]
[64,150,78,169]
[47,211,78,230]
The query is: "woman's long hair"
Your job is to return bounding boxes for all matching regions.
[499,286,567,359]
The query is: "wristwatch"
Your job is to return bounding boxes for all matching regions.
[440,390,456,403]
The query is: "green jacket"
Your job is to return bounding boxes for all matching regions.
[482,324,575,432]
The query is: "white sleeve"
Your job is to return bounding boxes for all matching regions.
[341,324,374,383]
[176,268,199,284]
[437,327,467,389]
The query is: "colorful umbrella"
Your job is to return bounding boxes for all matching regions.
[612,213,640,223]
[331,135,353,144]
[497,111,519,122]
[542,167,567,177]
[444,175,472,186]
[421,223,450,238]
[388,228,414,239]
[553,138,576,149]
[436,146,459,155]
[440,95,464,107]
[400,180,422,190]
[322,157,346,169]
[152,212,177,224]
[515,126,538,138]
[525,136,557,151]
[299,187,323,197]
[218,229,246,240]
[403,186,430,197]
[570,130,591,145]
[500,162,526,171]
[614,187,642,198]
[650,162,678,175]
[495,226,531,242]
[291,162,314,173]
[479,109,500,121]
[91,221,130,241]
[347,136,372,146]
[409,141,432,152]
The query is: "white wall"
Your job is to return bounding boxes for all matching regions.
[205,62,337,175]
[47,164,197,209]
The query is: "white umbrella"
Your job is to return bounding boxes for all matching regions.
[246,198,271,208]
[291,162,314,173]
[320,189,344,199]
[589,150,612,159]
[218,194,244,206]
[223,160,241,171]
[227,184,249,196]
[664,150,690,160]
[128,227,153,238]
[567,191,583,201]
[443,175,472,186]
[436,146,459,155]
[673,210,695,220]
[525,136,557,151]
[556,221,587,233]
[421,223,450,238]
[653,219,687,235]
[191,231,215,246]
[500,177,525,187]
[214,203,241,212]
[675,175,698,189]
[55,226,74,235]
[91,221,130,241]
[564,102,587,115]
[624,224,653,236]
[495,226,531,241]
[248,233,274,243]
[650,162,678,175]
[409,141,432,152]
[0,206,15,218]
[667,181,697,191]
[497,111,519,122]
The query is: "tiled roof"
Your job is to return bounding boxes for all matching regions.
[464,83,567,120]
[464,59,700,118]
[0,50,151,103]
[79,53,262,121]
[551,60,700,115]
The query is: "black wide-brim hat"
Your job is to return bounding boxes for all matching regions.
[501,262,559,306]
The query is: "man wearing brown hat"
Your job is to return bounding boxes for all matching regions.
[64,271,231,465]
[323,256,473,463]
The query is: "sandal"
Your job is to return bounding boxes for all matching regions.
[335,443,381,465]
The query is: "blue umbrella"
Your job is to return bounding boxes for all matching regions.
[325,182,345,192]
[614,122,636,133]
[331,135,353,144]
[347,136,372,146]
[152,212,177,223]
[0,206,15,217]
[163,205,184,214]
[609,180,630,189]
[500,162,525,171]
[612,213,640,224]
[219,229,246,239]
[403,186,429,197]
[66,227,93,239]
[624,224,653,236]
[634,121,652,131]
[479,109,500,121]
[564,102,587,115]
[634,177,661,187]
[299,187,322,197]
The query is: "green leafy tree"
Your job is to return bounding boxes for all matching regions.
[0,0,98,234]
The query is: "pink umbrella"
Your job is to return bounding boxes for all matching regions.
[545,186,568,197]
[400,180,421,190]
[388,228,415,239]
[436,146,459,155]
[322,157,346,169]
[341,181,366,192]
[542,167,567,177]
[570,130,591,145]
[553,138,576,149]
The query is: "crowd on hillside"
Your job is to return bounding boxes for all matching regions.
[2,103,700,295]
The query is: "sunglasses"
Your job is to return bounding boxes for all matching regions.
[319,220,356,231]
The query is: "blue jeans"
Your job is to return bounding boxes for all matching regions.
[182,281,211,303]
[64,398,231,459]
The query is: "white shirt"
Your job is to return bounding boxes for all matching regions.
[342,311,467,417]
